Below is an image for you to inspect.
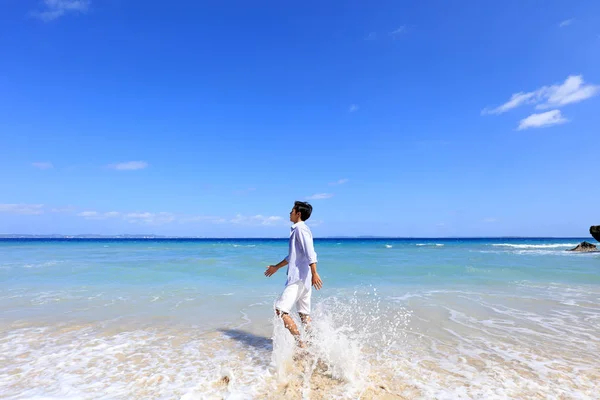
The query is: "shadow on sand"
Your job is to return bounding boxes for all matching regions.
[218,328,273,352]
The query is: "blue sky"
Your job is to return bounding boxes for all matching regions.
[1,0,600,237]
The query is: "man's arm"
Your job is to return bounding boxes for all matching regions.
[264,258,289,277]
[310,262,322,290]
[265,231,295,277]
[298,229,322,290]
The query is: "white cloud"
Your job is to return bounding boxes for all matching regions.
[261,216,283,225]
[329,179,349,186]
[559,18,574,28]
[537,75,600,109]
[517,110,567,130]
[108,161,149,171]
[3,203,288,228]
[230,214,284,226]
[483,75,600,115]
[126,212,153,219]
[390,26,406,36]
[76,211,121,220]
[120,212,283,226]
[51,206,77,214]
[481,92,538,115]
[0,204,44,215]
[77,211,99,218]
[180,215,228,224]
[70,209,223,224]
[68,207,283,226]
[348,104,359,113]
[305,193,334,200]
[125,212,175,225]
[365,32,377,40]
[482,217,497,223]
[32,162,54,170]
[33,0,90,22]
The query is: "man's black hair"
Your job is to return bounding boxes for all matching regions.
[294,201,313,221]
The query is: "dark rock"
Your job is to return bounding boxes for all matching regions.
[590,226,600,242]
[568,241,598,252]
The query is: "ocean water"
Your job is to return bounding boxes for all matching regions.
[1,238,599,399]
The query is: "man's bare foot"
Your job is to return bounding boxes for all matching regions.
[293,345,310,361]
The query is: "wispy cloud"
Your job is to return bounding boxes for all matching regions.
[536,75,600,109]
[482,92,537,115]
[230,214,284,226]
[482,75,600,115]
[389,26,406,37]
[306,193,334,200]
[32,162,54,170]
[0,204,44,215]
[124,212,175,225]
[77,211,99,219]
[348,104,359,113]
[329,179,349,186]
[72,209,227,225]
[482,217,497,223]
[10,202,286,228]
[179,215,228,224]
[366,27,407,41]
[108,161,149,171]
[32,0,90,22]
[518,110,567,130]
[77,211,121,220]
[51,206,77,214]
[559,18,574,28]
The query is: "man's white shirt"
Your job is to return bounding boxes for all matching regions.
[284,221,317,289]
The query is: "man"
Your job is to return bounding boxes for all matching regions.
[264,201,323,346]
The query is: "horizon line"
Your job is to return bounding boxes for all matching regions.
[0,234,593,240]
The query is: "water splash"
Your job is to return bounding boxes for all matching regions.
[268,287,413,398]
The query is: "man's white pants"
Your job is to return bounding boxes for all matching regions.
[274,281,311,314]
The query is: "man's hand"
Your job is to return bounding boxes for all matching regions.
[312,272,323,290]
[264,265,279,277]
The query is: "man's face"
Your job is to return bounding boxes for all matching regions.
[290,208,300,223]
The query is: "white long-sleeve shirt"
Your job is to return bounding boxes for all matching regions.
[284,221,317,289]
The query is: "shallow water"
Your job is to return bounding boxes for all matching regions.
[1,238,599,399]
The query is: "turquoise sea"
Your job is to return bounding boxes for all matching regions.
[1,238,599,399]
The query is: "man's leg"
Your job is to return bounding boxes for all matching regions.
[297,284,312,348]
[297,285,312,334]
[275,309,300,337]
[276,309,307,349]
[298,312,311,327]
[274,283,304,344]
[298,312,312,344]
